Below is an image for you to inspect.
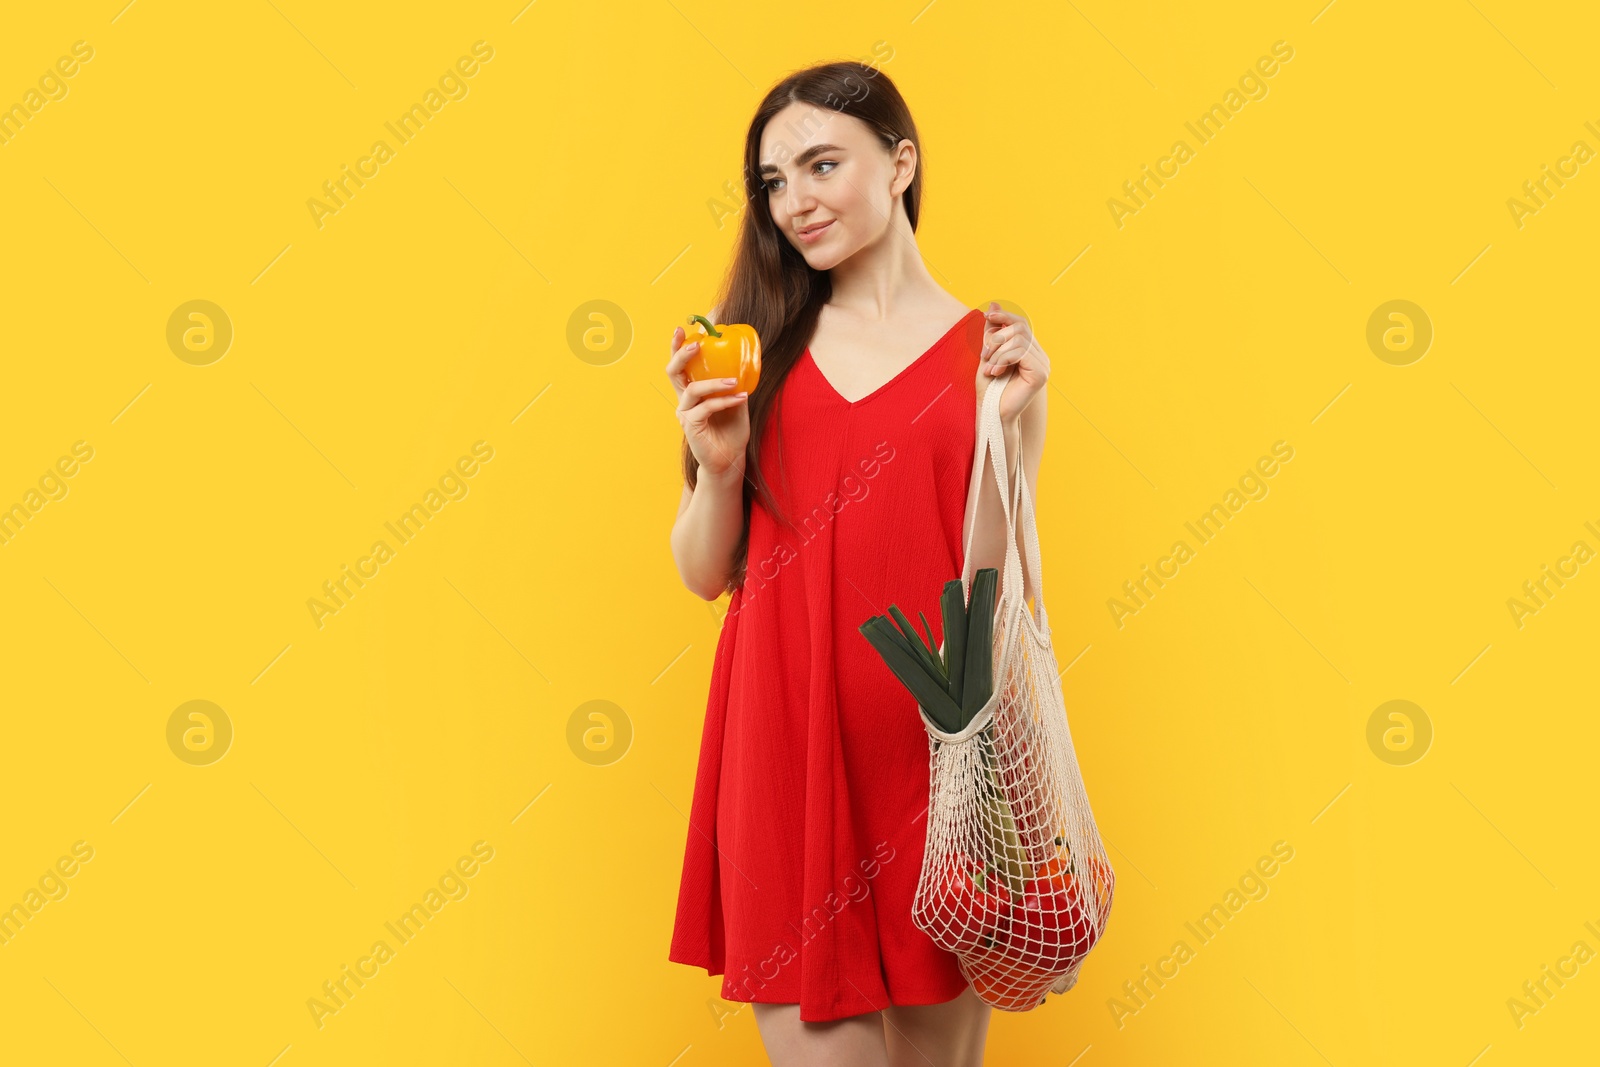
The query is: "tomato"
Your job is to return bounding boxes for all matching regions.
[924,857,1013,953]
[1034,851,1073,891]
[1036,837,1114,915]
[1006,874,1098,963]
[969,960,1059,1011]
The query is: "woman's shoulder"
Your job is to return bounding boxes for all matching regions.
[939,297,986,355]
[920,293,979,330]
[946,294,981,317]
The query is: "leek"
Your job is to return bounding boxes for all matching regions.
[858,569,999,735]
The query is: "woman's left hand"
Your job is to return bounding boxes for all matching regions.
[976,301,1050,424]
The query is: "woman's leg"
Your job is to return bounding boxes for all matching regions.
[881,985,992,1067]
[751,1002,891,1067]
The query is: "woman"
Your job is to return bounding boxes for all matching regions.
[664,60,1050,1067]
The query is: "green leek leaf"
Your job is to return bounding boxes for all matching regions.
[889,604,945,683]
[917,611,938,663]
[941,580,967,707]
[961,568,998,725]
[859,617,963,731]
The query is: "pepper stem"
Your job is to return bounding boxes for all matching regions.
[687,313,722,337]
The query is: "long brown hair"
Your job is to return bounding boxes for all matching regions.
[683,59,924,593]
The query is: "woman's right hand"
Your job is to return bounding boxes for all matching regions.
[666,325,751,479]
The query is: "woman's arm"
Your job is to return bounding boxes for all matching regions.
[670,465,745,600]
[963,380,1046,606]
[667,304,750,600]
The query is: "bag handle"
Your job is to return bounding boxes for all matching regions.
[1013,400,1050,633]
[960,376,1022,594]
[960,375,1049,632]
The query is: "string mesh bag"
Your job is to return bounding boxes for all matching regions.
[911,375,1116,1011]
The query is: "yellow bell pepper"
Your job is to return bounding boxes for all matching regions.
[682,313,761,397]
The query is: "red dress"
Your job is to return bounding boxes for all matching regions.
[669,308,986,1022]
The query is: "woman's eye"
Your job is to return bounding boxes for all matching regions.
[765,162,835,194]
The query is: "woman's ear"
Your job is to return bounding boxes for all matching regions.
[890,138,917,197]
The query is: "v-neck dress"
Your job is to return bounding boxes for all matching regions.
[669,308,986,1022]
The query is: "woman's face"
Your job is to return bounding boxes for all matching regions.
[758,103,912,270]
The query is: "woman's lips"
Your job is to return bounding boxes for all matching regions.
[797,220,834,244]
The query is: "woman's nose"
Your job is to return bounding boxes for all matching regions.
[785,183,813,215]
